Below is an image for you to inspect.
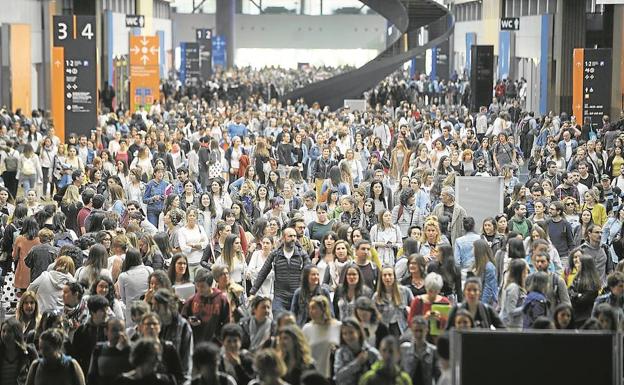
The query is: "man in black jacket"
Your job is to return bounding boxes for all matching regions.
[250,227,311,316]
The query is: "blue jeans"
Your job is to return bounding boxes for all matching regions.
[146,209,160,227]
[272,295,293,319]
[20,175,36,192]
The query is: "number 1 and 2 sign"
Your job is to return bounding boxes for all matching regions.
[52,15,97,142]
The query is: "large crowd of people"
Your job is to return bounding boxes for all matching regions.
[0,65,622,385]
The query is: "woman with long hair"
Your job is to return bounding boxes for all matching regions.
[333,318,381,385]
[17,143,42,193]
[401,254,427,297]
[12,217,40,292]
[153,231,174,262]
[0,204,27,278]
[247,236,274,299]
[322,240,354,292]
[370,210,402,267]
[563,247,583,287]
[301,296,342,379]
[372,266,413,336]
[253,185,272,221]
[137,232,165,271]
[435,155,453,177]
[389,139,409,182]
[481,217,505,254]
[180,179,199,211]
[333,264,373,320]
[569,255,602,327]
[471,239,498,306]
[575,208,595,246]
[157,194,180,232]
[201,220,231,268]
[419,219,449,260]
[210,178,233,220]
[552,303,575,330]
[266,170,282,200]
[178,207,209,277]
[231,200,252,233]
[315,230,337,279]
[167,253,191,287]
[291,265,332,327]
[89,275,125,319]
[427,244,463,303]
[125,168,145,211]
[197,192,217,239]
[74,244,111,289]
[499,258,528,330]
[215,233,246,286]
[581,190,607,227]
[369,181,389,216]
[117,248,153,322]
[278,325,315,385]
[0,318,38,385]
[15,291,39,336]
[360,198,378,231]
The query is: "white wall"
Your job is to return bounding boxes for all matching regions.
[514,15,543,60]
[172,13,387,67]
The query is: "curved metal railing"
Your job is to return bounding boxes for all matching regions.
[283,0,454,110]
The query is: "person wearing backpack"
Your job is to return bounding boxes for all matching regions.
[2,140,20,199]
[17,143,42,194]
[25,328,85,385]
[522,271,550,329]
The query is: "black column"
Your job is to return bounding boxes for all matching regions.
[557,0,586,114]
[216,0,235,68]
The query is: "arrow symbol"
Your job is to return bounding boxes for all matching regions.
[141,55,149,65]
[576,62,582,67]
[131,46,140,55]
[150,46,159,55]
[141,36,148,45]
[55,60,61,68]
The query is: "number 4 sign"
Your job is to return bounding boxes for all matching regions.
[52,15,97,142]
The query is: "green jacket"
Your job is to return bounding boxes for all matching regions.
[358,361,413,385]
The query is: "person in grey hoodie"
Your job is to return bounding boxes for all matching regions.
[27,255,76,313]
[580,223,613,286]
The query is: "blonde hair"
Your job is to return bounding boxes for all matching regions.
[309,295,333,324]
[62,185,81,205]
[421,219,442,244]
[54,256,76,275]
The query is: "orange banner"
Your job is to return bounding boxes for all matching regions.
[10,24,31,115]
[129,35,160,112]
[52,46,65,141]
[572,48,584,124]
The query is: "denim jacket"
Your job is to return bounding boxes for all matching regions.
[454,232,481,271]
[143,179,169,212]
[400,341,440,385]
[334,342,380,385]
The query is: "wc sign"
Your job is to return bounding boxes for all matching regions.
[500,17,520,31]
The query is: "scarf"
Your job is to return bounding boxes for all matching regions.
[248,317,272,351]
